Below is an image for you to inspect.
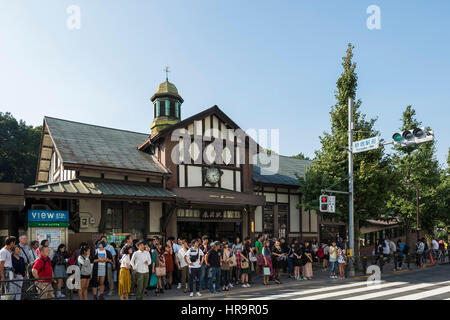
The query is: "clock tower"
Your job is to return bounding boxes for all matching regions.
[150,66,184,136]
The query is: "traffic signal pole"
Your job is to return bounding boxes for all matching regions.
[348,98,355,277]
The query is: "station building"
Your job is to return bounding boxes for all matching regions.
[3,78,322,250]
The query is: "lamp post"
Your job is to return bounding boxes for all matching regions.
[404,181,420,240]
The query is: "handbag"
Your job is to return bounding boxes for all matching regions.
[229,255,237,267]
[249,252,257,262]
[149,273,158,287]
[263,267,271,276]
[221,261,230,271]
[155,266,166,276]
[241,259,249,269]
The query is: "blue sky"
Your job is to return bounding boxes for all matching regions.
[1,0,449,166]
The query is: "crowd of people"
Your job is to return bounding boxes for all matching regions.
[0,233,448,300]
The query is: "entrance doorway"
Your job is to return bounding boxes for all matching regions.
[177,221,242,241]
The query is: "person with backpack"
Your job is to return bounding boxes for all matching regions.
[186,239,204,297]
[77,245,92,300]
[51,244,67,298]
[32,246,55,300]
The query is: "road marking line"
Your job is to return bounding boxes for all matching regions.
[293,282,406,300]
[341,281,447,300]
[251,281,375,300]
[390,282,450,300]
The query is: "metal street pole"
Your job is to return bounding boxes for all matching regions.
[348,97,355,276]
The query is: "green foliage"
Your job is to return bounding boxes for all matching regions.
[298,44,394,224]
[291,153,311,160]
[0,112,42,186]
[386,106,443,235]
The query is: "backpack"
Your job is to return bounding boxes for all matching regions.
[29,257,49,280]
[317,247,325,259]
[69,249,80,266]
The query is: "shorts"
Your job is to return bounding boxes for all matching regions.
[81,274,91,279]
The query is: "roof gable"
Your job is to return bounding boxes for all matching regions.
[43,117,168,175]
[253,154,312,186]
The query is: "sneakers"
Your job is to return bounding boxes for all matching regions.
[190,292,194,297]
[210,290,215,295]
[246,283,251,287]
[229,283,233,288]
[177,283,182,289]
[107,291,113,296]
[242,284,247,288]
[196,292,202,297]
[56,291,66,298]
[216,290,223,294]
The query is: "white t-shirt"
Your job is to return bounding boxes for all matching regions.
[187,248,204,268]
[177,248,189,268]
[97,249,107,267]
[432,240,439,250]
[382,244,390,255]
[0,247,12,268]
[120,254,131,268]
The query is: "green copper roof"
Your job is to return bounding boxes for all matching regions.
[151,80,183,102]
[253,155,312,186]
[26,178,176,199]
[45,117,168,174]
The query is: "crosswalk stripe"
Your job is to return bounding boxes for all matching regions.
[293,281,406,300]
[251,281,375,300]
[341,281,446,300]
[390,282,450,300]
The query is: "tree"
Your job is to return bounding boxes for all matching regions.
[0,112,42,186]
[291,153,311,160]
[298,44,394,259]
[386,106,442,243]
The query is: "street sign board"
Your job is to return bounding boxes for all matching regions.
[328,196,336,213]
[353,136,379,153]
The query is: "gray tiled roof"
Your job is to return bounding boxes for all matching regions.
[253,154,312,186]
[26,178,176,199]
[45,117,167,174]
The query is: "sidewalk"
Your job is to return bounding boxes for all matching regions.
[62,258,448,300]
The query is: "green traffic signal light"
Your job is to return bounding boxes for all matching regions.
[393,133,403,143]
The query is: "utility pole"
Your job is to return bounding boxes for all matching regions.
[348,97,355,277]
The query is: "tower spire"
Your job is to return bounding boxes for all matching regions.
[164,64,170,81]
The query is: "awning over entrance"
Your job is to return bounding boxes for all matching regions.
[25,178,177,200]
[172,188,265,207]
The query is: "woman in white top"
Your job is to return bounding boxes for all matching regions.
[118,245,132,300]
[77,246,91,300]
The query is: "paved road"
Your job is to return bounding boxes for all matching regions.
[168,263,450,301]
[70,262,449,301]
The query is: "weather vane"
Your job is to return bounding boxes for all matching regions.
[164,64,170,81]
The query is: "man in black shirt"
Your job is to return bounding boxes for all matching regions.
[205,242,222,294]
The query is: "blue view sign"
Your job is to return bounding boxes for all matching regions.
[28,210,69,223]
[352,136,380,154]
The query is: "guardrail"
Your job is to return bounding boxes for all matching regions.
[0,276,72,300]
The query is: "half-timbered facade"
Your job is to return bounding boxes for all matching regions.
[22,78,319,249]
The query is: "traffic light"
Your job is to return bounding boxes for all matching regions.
[319,195,328,213]
[392,127,434,146]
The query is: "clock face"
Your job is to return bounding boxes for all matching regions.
[205,167,221,185]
